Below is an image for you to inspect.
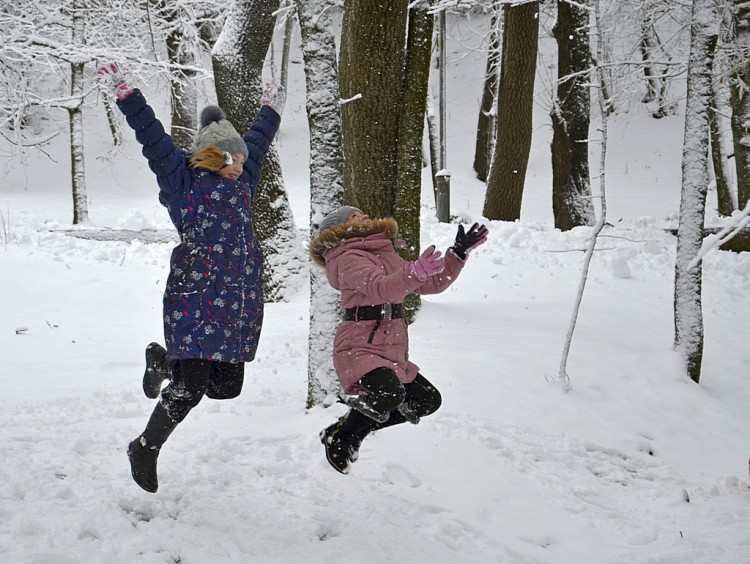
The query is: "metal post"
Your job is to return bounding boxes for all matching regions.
[437,8,451,222]
[436,171,451,223]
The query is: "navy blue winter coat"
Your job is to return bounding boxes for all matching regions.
[117,89,280,363]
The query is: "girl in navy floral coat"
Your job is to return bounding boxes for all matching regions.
[96,63,284,493]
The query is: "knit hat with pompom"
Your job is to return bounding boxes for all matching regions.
[318,206,364,234]
[190,105,248,159]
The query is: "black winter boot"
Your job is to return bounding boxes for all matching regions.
[127,436,161,493]
[320,410,372,474]
[127,402,178,493]
[143,342,175,399]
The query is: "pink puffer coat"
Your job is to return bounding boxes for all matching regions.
[309,218,464,393]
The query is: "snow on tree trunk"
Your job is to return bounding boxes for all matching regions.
[473,5,502,183]
[551,0,595,231]
[674,0,719,384]
[69,2,89,226]
[164,3,198,151]
[710,63,736,216]
[730,0,750,209]
[297,0,347,407]
[212,0,302,304]
[395,2,433,320]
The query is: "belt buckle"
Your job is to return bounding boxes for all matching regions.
[382,303,392,320]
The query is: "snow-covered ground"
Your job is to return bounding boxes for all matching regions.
[1,12,749,564]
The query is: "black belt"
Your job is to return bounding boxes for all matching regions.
[344,303,404,321]
[344,304,404,344]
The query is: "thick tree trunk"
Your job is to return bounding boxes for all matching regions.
[212,0,301,304]
[551,0,595,231]
[674,0,719,384]
[473,6,501,182]
[339,0,409,218]
[166,19,198,149]
[483,1,539,221]
[297,0,347,407]
[395,3,433,320]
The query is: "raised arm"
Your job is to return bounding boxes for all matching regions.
[96,64,190,207]
[241,80,285,196]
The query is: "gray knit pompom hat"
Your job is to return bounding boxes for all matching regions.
[318,206,363,234]
[190,105,248,159]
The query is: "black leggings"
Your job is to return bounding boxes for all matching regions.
[161,359,244,422]
[348,367,442,434]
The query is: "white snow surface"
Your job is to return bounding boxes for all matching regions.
[2,13,750,564]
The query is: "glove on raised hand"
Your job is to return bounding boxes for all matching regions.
[95,63,133,101]
[411,245,445,282]
[261,79,286,116]
[451,222,488,259]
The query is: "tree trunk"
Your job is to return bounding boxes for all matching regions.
[339,0,409,218]
[69,2,89,226]
[297,0,347,407]
[395,2,433,320]
[473,5,502,182]
[639,14,670,118]
[166,12,198,150]
[674,0,719,384]
[730,0,750,209]
[483,1,539,221]
[551,0,595,231]
[102,95,122,147]
[280,0,295,92]
[710,66,735,216]
[212,0,301,304]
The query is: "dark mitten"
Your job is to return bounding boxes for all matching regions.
[450,223,489,259]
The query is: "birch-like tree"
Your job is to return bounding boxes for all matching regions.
[674,0,720,384]
[297,0,346,407]
[212,0,303,304]
[558,0,610,391]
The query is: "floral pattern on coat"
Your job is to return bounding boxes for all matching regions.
[309,219,465,393]
[117,89,280,363]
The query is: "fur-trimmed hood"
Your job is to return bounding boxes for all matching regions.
[309,218,399,268]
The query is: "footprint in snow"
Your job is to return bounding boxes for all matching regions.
[380,464,421,488]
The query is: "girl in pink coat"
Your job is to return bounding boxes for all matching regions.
[309,206,488,474]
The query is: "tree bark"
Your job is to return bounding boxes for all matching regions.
[730,0,750,209]
[165,8,198,150]
[69,1,89,226]
[340,0,409,218]
[297,0,347,407]
[212,0,301,304]
[551,0,595,231]
[710,69,735,216]
[674,0,719,384]
[483,1,539,221]
[395,2,433,319]
[473,5,501,182]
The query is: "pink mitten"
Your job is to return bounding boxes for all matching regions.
[95,63,133,101]
[411,245,445,281]
[261,79,286,115]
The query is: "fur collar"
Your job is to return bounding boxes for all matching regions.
[309,218,398,268]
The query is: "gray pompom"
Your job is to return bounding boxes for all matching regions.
[199,105,226,129]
